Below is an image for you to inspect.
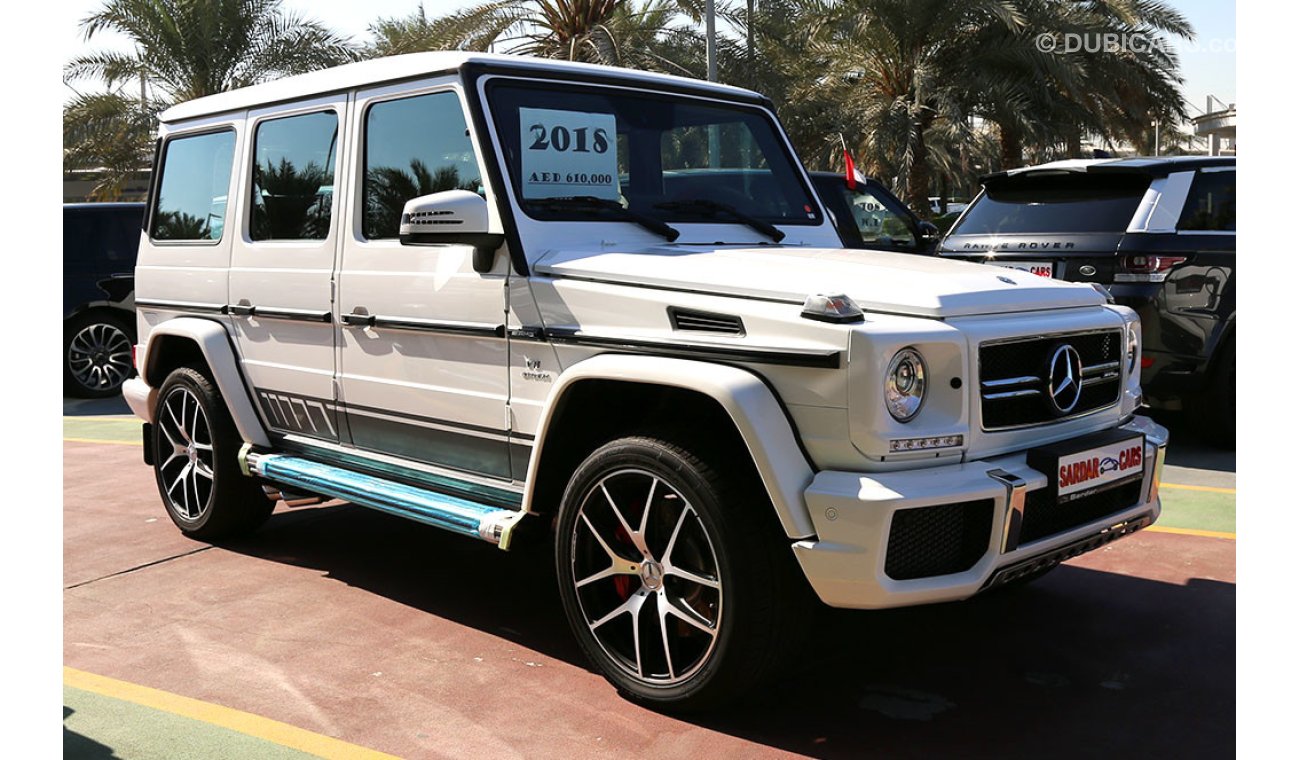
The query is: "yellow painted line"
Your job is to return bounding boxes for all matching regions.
[1148,525,1236,540]
[64,437,139,446]
[1162,482,1235,495]
[62,415,137,422]
[63,667,400,760]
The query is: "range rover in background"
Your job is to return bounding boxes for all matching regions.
[809,171,940,253]
[64,202,145,398]
[938,157,1235,445]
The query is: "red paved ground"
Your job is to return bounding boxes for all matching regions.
[64,441,1235,758]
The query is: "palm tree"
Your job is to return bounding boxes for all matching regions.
[974,0,1192,168]
[62,92,157,200]
[64,0,357,200]
[789,0,1032,215]
[66,0,357,102]
[365,0,706,77]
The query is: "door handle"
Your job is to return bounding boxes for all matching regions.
[229,303,255,316]
[341,311,374,327]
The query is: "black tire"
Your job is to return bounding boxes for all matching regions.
[554,435,807,711]
[152,366,272,540]
[63,310,136,398]
[1205,336,1235,449]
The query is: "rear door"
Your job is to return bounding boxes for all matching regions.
[228,96,346,443]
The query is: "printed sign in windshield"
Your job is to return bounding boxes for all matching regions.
[519,108,619,201]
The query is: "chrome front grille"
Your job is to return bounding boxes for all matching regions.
[979,330,1123,430]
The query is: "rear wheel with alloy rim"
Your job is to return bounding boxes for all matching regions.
[152,366,271,540]
[556,435,807,710]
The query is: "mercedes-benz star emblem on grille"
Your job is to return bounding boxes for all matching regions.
[1047,344,1084,414]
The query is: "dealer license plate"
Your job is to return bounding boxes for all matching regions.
[1054,434,1145,501]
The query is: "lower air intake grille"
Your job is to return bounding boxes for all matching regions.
[885,499,994,581]
[1020,480,1144,544]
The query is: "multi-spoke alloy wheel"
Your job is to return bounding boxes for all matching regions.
[571,468,723,685]
[157,385,216,522]
[556,435,807,710]
[151,366,272,540]
[63,313,134,398]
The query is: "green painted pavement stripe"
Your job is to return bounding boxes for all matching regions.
[64,417,141,444]
[1157,487,1235,534]
[64,685,318,760]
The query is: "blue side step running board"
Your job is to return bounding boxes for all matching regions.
[242,451,525,549]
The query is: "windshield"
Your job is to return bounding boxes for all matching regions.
[486,80,822,227]
[950,173,1149,235]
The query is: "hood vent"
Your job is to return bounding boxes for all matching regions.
[668,307,745,336]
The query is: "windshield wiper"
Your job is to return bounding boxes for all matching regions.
[529,196,680,242]
[653,198,786,243]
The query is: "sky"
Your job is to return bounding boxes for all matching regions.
[62,0,1235,115]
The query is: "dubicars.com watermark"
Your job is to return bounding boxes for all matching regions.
[1035,32,1235,55]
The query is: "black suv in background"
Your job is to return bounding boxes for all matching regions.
[64,203,145,398]
[938,157,1235,445]
[809,171,940,253]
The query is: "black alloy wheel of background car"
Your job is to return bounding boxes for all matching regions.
[63,202,146,398]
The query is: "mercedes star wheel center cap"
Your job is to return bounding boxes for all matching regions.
[641,561,664,591]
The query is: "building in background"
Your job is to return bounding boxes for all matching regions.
[1193,96,1236,156]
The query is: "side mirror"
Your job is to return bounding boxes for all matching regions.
[917,220,941,242]
[399,190,506,273]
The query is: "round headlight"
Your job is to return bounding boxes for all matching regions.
[1126,324,1140,374]
[885,348,927,422]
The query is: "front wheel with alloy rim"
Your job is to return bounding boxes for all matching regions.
[152,366,271,540]
[555,435,807,710]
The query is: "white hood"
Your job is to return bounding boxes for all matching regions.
[534,246,1104,318]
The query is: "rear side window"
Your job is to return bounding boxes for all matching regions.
[1178,170,1235,231]
[152,130,236,242]
[951,173,1149,235]
[363,91,482,239]
[251,111,338,241]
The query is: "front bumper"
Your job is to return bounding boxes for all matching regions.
[792,416,1168,609]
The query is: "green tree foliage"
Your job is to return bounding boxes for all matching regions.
[62,92,158,200]
[64,0,357,199]
[365,0,706,76]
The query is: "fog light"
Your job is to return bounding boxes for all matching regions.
[889,435,963,452]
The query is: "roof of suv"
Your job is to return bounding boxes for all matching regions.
[983,155,1235,183]
[161,52,763,123]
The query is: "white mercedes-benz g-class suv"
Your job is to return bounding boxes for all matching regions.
[123,52,1168,709]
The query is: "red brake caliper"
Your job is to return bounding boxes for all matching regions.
[612,522,636,600]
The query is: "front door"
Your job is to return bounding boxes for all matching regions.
[335,81,512,479]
